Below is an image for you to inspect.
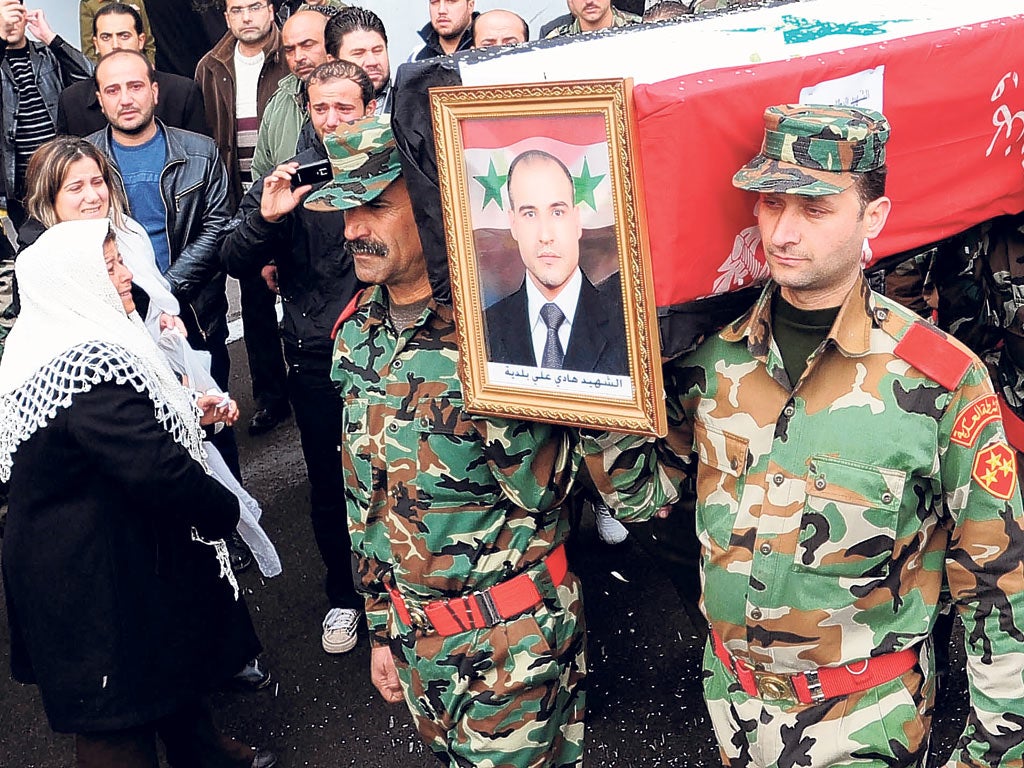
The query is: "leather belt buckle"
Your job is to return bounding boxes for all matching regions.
[753,670,797,703]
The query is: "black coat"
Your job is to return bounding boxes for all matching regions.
[220,143,362,360]
[2,380,260,733]
[56,70,210,138]
[485,271,629,376]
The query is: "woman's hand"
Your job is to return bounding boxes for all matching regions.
[197,394,239,427]
[159,313,187,337]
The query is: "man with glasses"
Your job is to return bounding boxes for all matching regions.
[197,0,291,438]
[250,8,330,178]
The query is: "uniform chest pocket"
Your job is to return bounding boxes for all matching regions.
[414,399,498,510]
[794,456,904,578]
[341,399,372,507]
[693,421,748,550]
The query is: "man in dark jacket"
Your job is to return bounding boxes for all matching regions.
[221,60,374,656]
[197,0,291,436]
[87,50,231,394]
[409,0,476,60]
[0,6,92,228]
[58,2,208,137]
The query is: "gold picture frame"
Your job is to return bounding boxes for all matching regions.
[431,78,665,436]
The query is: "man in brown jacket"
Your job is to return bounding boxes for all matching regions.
[196,0,292,436]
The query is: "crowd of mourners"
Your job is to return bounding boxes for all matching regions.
[1,1,1024,767]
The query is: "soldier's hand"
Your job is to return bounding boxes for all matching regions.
[370,645,403,704]
[260,162,311,224]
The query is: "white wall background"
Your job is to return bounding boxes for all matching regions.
[33,1,569,70]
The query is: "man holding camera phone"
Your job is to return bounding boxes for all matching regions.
[221,59,376,656]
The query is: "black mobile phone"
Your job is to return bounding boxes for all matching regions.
[291,159,332,188]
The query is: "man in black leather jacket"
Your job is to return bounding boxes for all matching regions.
[87,50,231,386]
[221,60,372,656]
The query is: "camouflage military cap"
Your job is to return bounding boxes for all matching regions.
[733,104,890,196]
[304,116,402,212]
[297,0,348,15]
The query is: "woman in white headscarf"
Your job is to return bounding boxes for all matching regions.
[17,136,281,578]
[0,220,274,768]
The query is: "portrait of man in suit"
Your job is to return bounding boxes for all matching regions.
[484,149,629,377]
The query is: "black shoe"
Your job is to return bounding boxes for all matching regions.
[248,405,290,436]
[251,748,278,768]
[231,657,272,692]
[227,532,253,573]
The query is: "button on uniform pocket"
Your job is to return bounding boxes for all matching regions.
[693,421,749,550]
[794,456,905,578]
[341,399,372,508]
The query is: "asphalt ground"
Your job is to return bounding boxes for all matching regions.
[0,338,973,767]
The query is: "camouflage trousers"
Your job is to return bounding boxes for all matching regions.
[703,642,934,767]
[388,571,587,768]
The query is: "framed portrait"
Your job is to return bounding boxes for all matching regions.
[431,78,666,436]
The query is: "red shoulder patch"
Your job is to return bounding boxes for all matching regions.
[951,394,1001,448]
[893,321,972,391]
[331,289,365,340]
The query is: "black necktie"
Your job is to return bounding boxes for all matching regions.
[540,302,565,369]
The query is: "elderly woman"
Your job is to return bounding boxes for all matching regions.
[18,136,278,581]
[0,220,275,767]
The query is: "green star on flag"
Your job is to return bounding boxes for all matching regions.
[474,159,507,210]
[574,157,605,211]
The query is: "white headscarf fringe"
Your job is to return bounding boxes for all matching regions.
[0,340,208,482]
[0,220,238,598]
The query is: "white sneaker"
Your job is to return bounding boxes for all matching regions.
[322,608,360,654]
[594,502,629,545]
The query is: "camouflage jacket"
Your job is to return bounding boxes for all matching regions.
[691,0,763,13]
[545,8,641,37]
[583,278,1024,766]
[930,215,1024,426]
[330,287,579,646]
[251,73,306,180]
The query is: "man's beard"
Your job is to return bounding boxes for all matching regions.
[111,107,156,136]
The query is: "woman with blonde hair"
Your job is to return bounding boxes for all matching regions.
[21,136,184,339]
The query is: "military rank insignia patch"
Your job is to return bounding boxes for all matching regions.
[952,394,1001,447]
[972,441,1018,500]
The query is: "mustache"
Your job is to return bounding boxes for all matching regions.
[344,238,389,258]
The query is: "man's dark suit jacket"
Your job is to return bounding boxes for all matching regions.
[485,270,629,376]
[56,70,209,137]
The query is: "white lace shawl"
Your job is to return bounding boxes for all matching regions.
[0,220,238,595]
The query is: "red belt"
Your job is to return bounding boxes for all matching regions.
[389,544,569,637]
[711,628,918,705]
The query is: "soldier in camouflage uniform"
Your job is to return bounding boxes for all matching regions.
[583,104,1024,767]
[546,0,640,37]
[317,116,590,767]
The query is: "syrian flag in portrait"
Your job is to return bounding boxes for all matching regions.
[460,114,619,308]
